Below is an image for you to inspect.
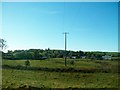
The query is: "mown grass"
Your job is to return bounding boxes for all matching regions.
[2,58,119,73]
[2,58,119,88]
[2,58,109,68]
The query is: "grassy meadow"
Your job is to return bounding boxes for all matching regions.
[2,58,119,89]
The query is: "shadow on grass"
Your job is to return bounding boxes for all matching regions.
[2,87,119,90]
[2,65,119,73]
[2,86,44,90]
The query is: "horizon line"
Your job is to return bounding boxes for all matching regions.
[3,48,119,53]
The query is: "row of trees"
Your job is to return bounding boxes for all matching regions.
[0,38,119,60]
[2,48,119,60]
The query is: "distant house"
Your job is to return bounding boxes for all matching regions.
[70,56,77,59]
[102,55,112,60]
[81,56,86,59]
[41,56,47,60]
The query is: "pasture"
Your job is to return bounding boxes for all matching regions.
[2,58,119,89]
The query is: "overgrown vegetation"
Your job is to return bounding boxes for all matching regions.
[2,58,119,89]
[2,69,119,88]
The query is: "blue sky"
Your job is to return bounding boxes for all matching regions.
[2,2,118,52]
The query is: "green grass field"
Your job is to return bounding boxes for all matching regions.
[2,58,119,88]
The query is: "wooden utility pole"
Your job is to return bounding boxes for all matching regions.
[63,32,69,66]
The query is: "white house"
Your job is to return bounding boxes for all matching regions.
[81,56,86,59]
[102,55,112,60]
[71,56,77,59]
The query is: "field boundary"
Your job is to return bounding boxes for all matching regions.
[2,65,119,73]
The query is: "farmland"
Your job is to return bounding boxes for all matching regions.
[2,58,119,89]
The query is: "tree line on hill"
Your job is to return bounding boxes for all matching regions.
[2,48,119,60]
[0,38,119,60]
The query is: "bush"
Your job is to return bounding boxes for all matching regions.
[70,60,74,65]
[25,60,30,67]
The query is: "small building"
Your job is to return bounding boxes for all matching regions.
[70,56,77,59]
[81,56,86,59]
[41,56,47,60]
[102,55,112,60]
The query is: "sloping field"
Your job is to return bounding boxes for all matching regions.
[2,58,119,89]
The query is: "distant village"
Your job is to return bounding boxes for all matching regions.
[2,49,119,60]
